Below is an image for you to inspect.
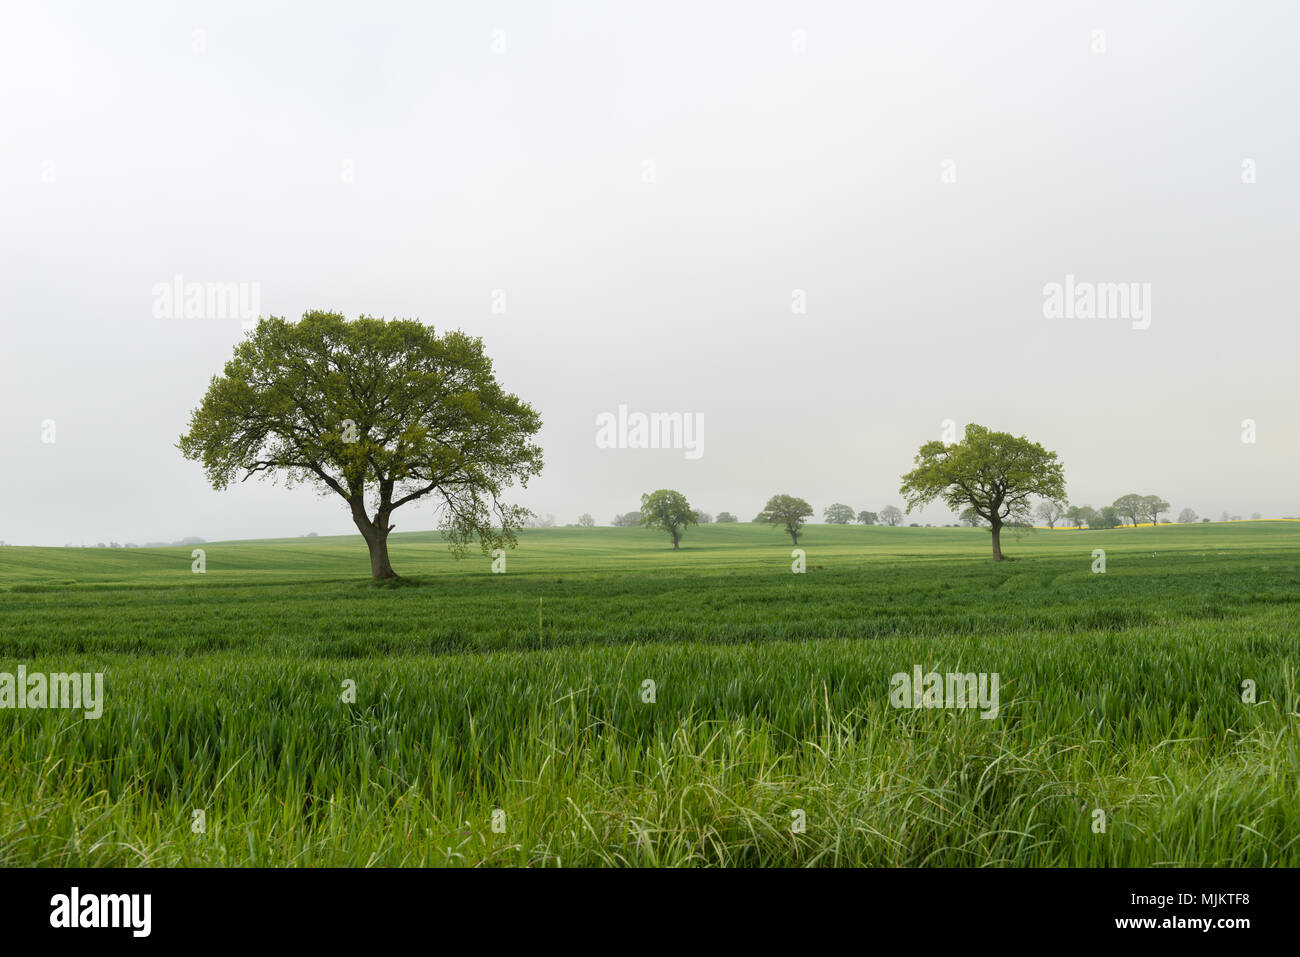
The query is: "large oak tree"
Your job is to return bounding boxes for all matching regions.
[900,424,1065,560]
[178,312,543,579]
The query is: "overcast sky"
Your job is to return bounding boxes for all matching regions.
[2,1,1297,545]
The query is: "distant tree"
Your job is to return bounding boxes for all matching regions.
[1177,508,1197,524]
[857,510,877,525]
[1113,494,1144,528]
[612,511,642,527]
[1251,512,1262,520]
[823,503,855,525]
[755,494,814,545]
[577,513,595,527]
[177,312,543,579]
[715,511,738,523]
[1221,511,1230,523]
[527,513,556,529]
[1068,504,1097,529]
[1141,495,1170,527]
[1092,506,1120,529]
[899,424,1066,560]
[639,489,697,549]
[1034,500,1066,529]
[959,506,985,527]
[879,505,904,527]
[695,510,713,524]
[1201,518,1210,523]
[1232,515,1243,521]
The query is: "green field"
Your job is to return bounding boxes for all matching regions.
[1,521,1297,866]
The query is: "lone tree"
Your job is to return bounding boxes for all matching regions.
[178,312,543,579]
[1141,494,1170,527]
[900,423,1065,561]
[756,494,814,545]
[639,489,697,549]
[1177,507,1197,524]
[1113,494,1144,528]
[857,510,877,525]
[1034,499,1066,529]
[823,503,855,524]
[879,505,904,526]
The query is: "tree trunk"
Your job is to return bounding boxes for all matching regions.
[990,521,1004,561]
[352,498,398,579]
[672,529,680,550]
[789,527,799,546]
[366,531,397,579]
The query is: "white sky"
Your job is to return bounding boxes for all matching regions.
[2,1,1297,545]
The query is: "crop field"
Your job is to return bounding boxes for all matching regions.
[1,521,1297,867]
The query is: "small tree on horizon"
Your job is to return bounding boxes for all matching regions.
[1035,500,1066,529]
[1141,495,1171,527]
[638,489,697,549]
[716,511,738,523]
[1074,505,1099,529]
[1113,494,1144,528]
[879,505,904,526]
[1177,507,1197,524]
[857,510,877,525]
[823,503,855,525]
[756,495,814,545]
[900,424,1066,561]
[577,513,595,527]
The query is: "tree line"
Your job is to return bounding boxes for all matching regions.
[174,317,1271,576]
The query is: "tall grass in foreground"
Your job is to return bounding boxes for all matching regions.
[2,614,1296,866]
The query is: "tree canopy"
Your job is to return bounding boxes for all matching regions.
[1141,495,1171,526]
[638,489,697,549]
[178,311,543,579]
[879,505,904,526]
[823,503,855,524]
[900,423,1065,560]
[756,494,814,545]
[1113,494,1144,527]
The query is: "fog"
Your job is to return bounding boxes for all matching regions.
[2,1,1296,545]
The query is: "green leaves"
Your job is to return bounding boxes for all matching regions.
[178,311,544,574]
[638,489,698,548]
[756,494,814,544]
[900,423,1066,530]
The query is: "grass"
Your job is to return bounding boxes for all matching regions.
[0,521,1297,866]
